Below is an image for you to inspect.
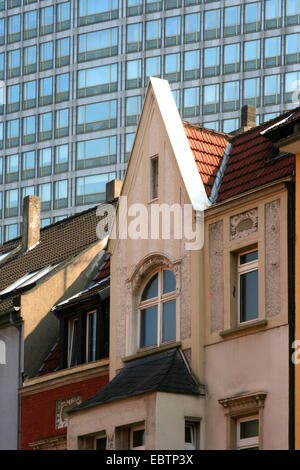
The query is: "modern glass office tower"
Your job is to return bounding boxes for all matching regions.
[0,0,299,242]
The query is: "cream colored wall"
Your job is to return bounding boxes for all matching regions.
[21,239,105,377]
[109,94,204,382]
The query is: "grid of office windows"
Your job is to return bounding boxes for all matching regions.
[0,0,299,242]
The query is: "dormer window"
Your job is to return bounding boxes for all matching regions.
[150,155,158,200]
[139,268,177,349]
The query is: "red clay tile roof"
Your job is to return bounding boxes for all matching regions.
[183,121,230,197]
[217,112,296,202]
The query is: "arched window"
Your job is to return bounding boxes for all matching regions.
[139,268,177,349]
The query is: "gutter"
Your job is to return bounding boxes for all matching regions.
[209,143,232,204]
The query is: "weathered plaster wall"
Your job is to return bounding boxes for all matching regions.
[209,220,224,333]
[265,199,281,318]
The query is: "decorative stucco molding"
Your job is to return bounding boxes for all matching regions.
[230,208,258,240]
[219,391,267,417]
[29,435,67,450]
[55,395,82,429]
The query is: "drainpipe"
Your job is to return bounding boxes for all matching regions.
[9,309,23,451]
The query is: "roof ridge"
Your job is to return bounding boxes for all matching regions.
[182,120,231,139]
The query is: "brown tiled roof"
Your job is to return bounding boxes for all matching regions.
[0,205,102,316]
[183,121,230,197]
[37,342,60,377]
[217,111,296,202]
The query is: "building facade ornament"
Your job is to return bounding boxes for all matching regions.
[230,208,258,240]
[55,395,82,429]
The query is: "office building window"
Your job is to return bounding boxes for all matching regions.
[165,16,181,47]
[264,112,280,122]
[54,180,68,209]
[183,87,199,118]
[126,96,141,126]
[224,6,241,36]
[204,9,220,40]
[24,10,37,40]
[78,0,118,25]
[245,2,261,33]
[203,84,220,114]
[184,13,201,43]
[76,172,116,205]
[0,18,4,45]
[0,123,3,150]
[127,0,143,16]
[126,59,142,89]
[0,84,3,115]
[77,100,117,134]
[285,71,300,102]
[39,76,53,107]
[23,45,37,75]
[56,37,70,67]
[55,144,69,174]
[78,28,118,62]
[56,73,70,103]
[146,19,161,49]
[264,36,281,67]
[204,46,220,77]
[286,0,300,25]
[164,53,180,83]
[286,33,300,64]
[40,41,54,71]
[146,0,161,13]
[7,49,21,78]
[223,118,239,134]
[172,89,180,110]
[184,50,200,80]
[38,183,51,212]
[21,186,35,214]
[0,53,4,80]
[22,151,35,180]
[125,133,134,162]
[127,23,143,53]
[223,81,240,112]
[5,224,18,241]
[56,2,71,32]
[224,43,240,74]
[8,0,21,8]
[39,112,53,141]
[145,56,161,85]
[6,154,19,183]
[5,189,18,218]
[38,147,52,177]
[243,77,260,107]
[264,74,281,105]
[238,250,259,323]
[184,0,200,5]
[23,81,36,110]
[7,84,20,113]
[55,109,69,138]
[40,6,54,35]
[41,218,51,228]
[166,0,181,8]
[22,115,36,145]
[78,64,118,97]
[244,40,260,71]
[265,0,282,29]
[0,157,2,183]
[6,119,20,148]
[77,136,117,169]
[8,14,21,43]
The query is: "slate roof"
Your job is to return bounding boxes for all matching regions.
[70,348,204,413]
[183,121,230,197]
[37,342,60,377]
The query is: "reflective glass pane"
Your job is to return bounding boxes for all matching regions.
[163,269,176,294]
[141,273,158,300]
[140,305,158,347]
[162,299,176,342]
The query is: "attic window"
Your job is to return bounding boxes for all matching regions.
[150,155,158,200]
[0,263,59,296]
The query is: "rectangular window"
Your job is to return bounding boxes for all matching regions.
[8,14,21,43]
[55,109,69,138]
[237,417,259,450]
[244,40,260,71]
[39,76,53,106]
[127,0,143,16]
[6,154,19,183]
[22,115,36,145]
[5,224,18,242]
[24,10,37,40]
[126,96,141,126]
[184,13,201,43]
[7,0,21,8]
[23,45,37,75]
[183,87,199,118]
[55,144,68,174]
[286,0,300,25]
[127,23,143,53]
[130,426,145,450]
[56,73,70,103]
[38,182,51,211]
[224,6,240,36]
[78,28,118,62]
[6,119,20,148]
[38,148,52,177]
[146,19,161,49]
[265,0,281,29]
[56,37,70,67]
[76,172,116,205]
[238,250,259,324]
[145,56,161,85]
[245,2,261,33]
[78,0,118,25]
[224,43,240,74]
[56,2,71,32]
[184,50,200,80]
[7,49,21,78]
[86,310,97,362]
[243,77,260,107]
[126,59,142,89]
[165,16,181,47]
[166,0,181,8]
[40,42,54,71]
[264,74,281,105]
[164,53,180,83]
[39,112,53,141]
[184,422,198,450]
[125,133,135,162]
[23,81,36,110]
[264,36,281,67]
[68,317,79,367]
[172,89,180,111]
[150,156,158,200]
[77,100,117,134]
[5,189,18,218]
[203,84,220,114]
[0,123,4,150]
[285,71,300,102]
[223,118,240,134]
[21,186,35,212]
[0,18,4,45]
[0,53,4,80]
[146,0,161,13]
[54,180,68,209]
[286,33,300,64]
[204,46,220,77]
[223,81,240,112]
[22,151,35,180]
[7,84,20,113]
[78,64,118,97]
[76,136,117,169]
[40,6,54,35]
[204,9,220,40]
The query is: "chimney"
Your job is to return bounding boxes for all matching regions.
[241,105,256,131]
[22,195,40,252]
[106,179,123,201]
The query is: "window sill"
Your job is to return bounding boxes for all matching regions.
[219,319,268,339]
[122,341,182,363]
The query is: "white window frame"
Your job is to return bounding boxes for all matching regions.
[130,425,145,450]
[138,267,177,350]
[237,249,258,325]
[68,317,79,367]
[184,422,197,450]
[236,415,259,450]
[86,309,97,363]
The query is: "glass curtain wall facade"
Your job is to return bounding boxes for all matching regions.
[0,0,299,241]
